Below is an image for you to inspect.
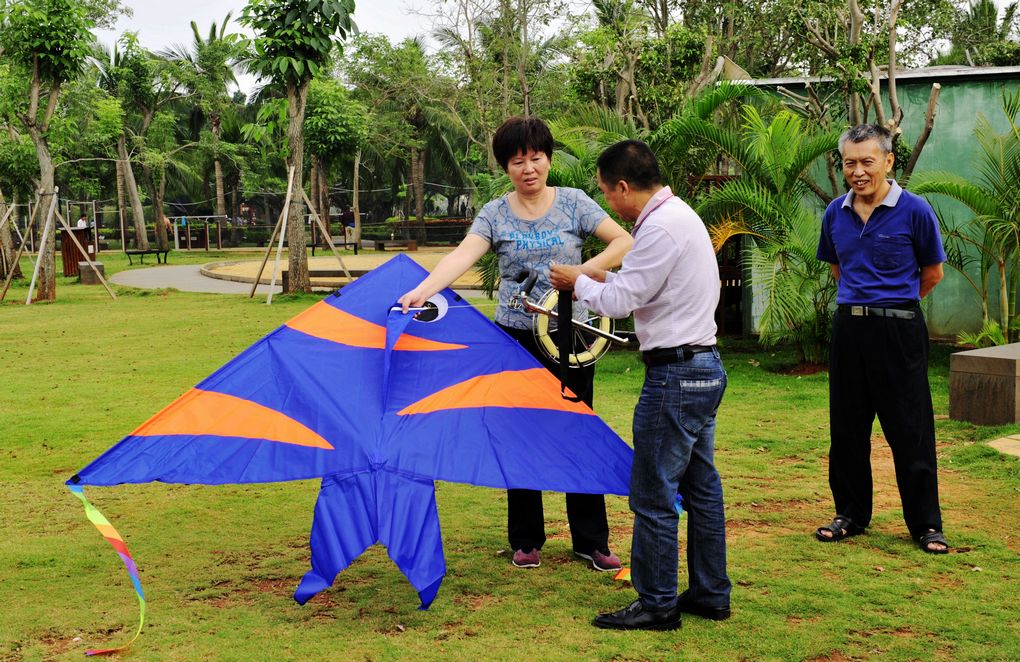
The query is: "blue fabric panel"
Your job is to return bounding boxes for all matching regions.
[294,472,378,605]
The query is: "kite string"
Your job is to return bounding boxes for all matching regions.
[68,484,146,656]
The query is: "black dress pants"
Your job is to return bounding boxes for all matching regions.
[497,323,611,554]
[827,306,943,538]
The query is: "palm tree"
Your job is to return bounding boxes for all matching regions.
[163,13,245,226]
[934,0,1019,66]
[910,89,1020,342]
[658,102,841,362]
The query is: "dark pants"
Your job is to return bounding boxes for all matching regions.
[828,306,943,538]
[497,323,610,554]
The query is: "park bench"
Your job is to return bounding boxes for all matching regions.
[125,248,170,265]
[281,268,369,292]
[370,239,418,251]
[311,235,359,256]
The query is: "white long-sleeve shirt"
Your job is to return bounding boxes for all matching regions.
[574,186,719,350]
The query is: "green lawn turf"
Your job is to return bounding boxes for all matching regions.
[1,257,1018,661]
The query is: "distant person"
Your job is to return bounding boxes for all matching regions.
[815,123,950,554]
[551,140,730,631]
[76,213,88,228]
[398,115,633,571]
[341,206,356,244]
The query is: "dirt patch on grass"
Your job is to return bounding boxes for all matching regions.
[729,433,1001,551]
[775,363,828,376]
[805,651,855,662]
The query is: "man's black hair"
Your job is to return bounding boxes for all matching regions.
[596,140,662,190]
[492,116,554,171]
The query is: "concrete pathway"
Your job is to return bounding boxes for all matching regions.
[110,257,484,298]
[110,264,281,295]
[988,435,1020,459]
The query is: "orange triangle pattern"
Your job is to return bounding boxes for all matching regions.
[397,368,595,416]
[286,302,467,351]
[133,389,334,450]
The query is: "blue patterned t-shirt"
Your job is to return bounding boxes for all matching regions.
[469,187,608,329]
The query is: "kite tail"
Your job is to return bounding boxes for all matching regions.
[68,484,146,656]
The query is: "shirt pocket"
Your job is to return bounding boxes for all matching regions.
[873,233,912,270]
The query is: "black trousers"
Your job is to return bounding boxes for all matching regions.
[827,306,943,538]
[497,323,611,554]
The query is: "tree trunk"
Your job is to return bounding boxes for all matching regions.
[318,160,329,237]
[31,138,56,302]
[229,181,240,247]
[214,157,226,242]
[353,149,361,243]
[114,154,127,248]
[118,135,149,250]
[410,146,426,244]
[285,80,310,293]
[141,165,160,250]
[309,156,319,247]
[517,0,531,117]
[155,169,169,250]
[0,188,22,281]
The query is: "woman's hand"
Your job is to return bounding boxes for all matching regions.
[397,287,429,314]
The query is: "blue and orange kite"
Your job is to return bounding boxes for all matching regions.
[68,254,633,653]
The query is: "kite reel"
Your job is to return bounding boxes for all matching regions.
[513,270,629,367]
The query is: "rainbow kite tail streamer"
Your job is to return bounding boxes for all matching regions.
[68,484,146,656]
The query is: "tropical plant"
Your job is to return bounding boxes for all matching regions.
[163,12,246,225]
[911,89,1020,343]
[933,0,1019,66]
[658,102,840,361]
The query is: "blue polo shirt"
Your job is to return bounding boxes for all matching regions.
[817,180,946,306]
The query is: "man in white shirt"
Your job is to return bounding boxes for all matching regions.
[550,140,730,631]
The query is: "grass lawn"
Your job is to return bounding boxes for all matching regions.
[1,255,1018,661]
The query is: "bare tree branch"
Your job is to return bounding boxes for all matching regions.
[887,0,904,127]
[901,83,941,182]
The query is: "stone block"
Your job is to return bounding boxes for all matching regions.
[78,261,105,286]
[949,342,1020,425]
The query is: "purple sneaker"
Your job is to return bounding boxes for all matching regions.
[512,548,541,568]
[575,549,622,572]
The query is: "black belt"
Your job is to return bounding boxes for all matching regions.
[837,303,917,320]
[642,345,714,366]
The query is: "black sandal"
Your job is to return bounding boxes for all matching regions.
[815,516,865,542]
[918,530,950,554]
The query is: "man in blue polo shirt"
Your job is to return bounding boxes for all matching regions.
[815,123,950,554]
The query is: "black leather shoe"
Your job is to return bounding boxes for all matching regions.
[676,591,730,621]
[593,600,681,631]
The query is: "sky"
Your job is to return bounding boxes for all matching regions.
[92,0,434,93]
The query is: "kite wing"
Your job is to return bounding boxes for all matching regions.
[68,254,633,646]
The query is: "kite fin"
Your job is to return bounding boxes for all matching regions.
[67,484,147,656]
[295,473,379,605]
[376,471,446,610]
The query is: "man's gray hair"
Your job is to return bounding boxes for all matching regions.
[838,124,893,156]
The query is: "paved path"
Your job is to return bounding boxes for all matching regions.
[110,258,484,298]
[110,265,281,295]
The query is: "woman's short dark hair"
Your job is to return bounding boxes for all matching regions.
[596,140,661,191]
[492,116,554,170]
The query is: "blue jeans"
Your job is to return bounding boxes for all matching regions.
[630,348,730,610]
